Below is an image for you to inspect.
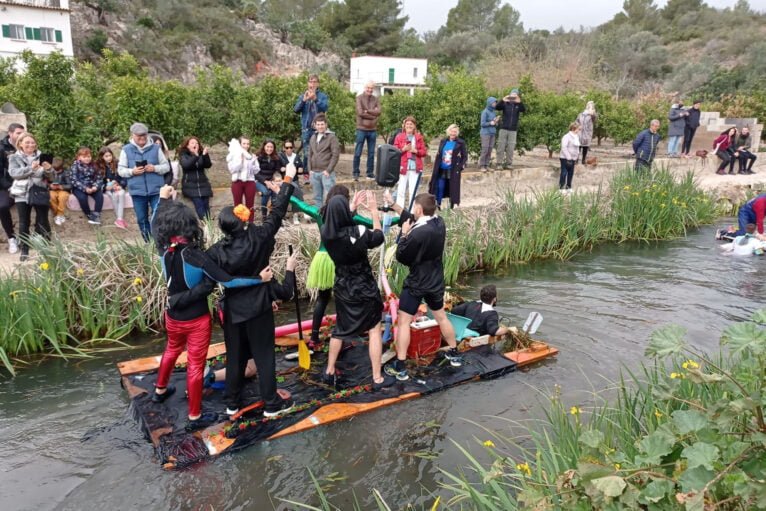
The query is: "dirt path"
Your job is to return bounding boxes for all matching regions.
[1,145,762,274]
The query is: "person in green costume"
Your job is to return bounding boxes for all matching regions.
[289,186,398,348]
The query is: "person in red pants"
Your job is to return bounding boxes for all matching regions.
[151,185,271,431]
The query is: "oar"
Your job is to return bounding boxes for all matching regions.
[522,312,543,335]
[289,245,311,370]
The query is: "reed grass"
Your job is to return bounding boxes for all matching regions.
[0,167,720,375]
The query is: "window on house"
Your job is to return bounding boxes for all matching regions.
[413,67,418,78]
[2,25,27,40]
[40,27,55,43]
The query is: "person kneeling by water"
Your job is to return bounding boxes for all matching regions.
[383,191,464,382]
[716,193,766,241]
[151,185,270,431]
[451,285,509,337]
[719,223,766,256]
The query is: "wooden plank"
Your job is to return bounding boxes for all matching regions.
[503,345,559,367]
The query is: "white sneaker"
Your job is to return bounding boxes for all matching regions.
[8,237,19,254]
[60,215,66,224]
[54,216,63,226]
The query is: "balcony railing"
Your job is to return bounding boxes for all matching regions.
[0,0,68,10]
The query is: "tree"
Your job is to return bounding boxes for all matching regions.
[622,0,657,22]
[661,0,703,21]
[321,0,408,55]
[445,0,499,35]
[260,0,328,45]
[491,4,523,40]
[74,0,115,26]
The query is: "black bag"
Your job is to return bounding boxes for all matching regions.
[375,144,401,187]
[28,184,50,206]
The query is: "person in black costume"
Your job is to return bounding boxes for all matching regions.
[383,191,463,381]
[320,191,395,391]
[207,165,297,418]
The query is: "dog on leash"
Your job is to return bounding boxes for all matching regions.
[695,149,708,166]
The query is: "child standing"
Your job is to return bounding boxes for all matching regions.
[97,147,128,229]
[70,147,104,225]
[47,157,71,226]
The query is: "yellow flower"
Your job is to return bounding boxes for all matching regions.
[570,406,581,416]
[670,372,685,379]
[654,409,663,419]
[660,204,666,208]
[681,203,687,208]
[632,192,640,197]
[133,277,143,286]
[483,440,495,448]
[516,462,531,476]
[623,185,631,191]
[36,287,42,293]
[652,183,658,188]
[386,268,392,274]
[39,262,50,271]
[605,447,616,455]
[682,360,699,370]
[614,463,621,470]
[76,268,84,276]
[135,296,143,303]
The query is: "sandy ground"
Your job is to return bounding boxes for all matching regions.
[0,144,762,273]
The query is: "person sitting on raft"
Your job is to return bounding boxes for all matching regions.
[207,165,297,419]
[150,184,271,431]
[451,284,510,337]
[716,193,766,241]
[383,191,464,382]
[320,191,396,391]
[205,249,302,387]
[719,223,766,256]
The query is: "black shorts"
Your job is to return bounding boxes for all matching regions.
[398,287,444,316]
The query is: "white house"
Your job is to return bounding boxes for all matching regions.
[349,56,428,96]
[0,0,74,63]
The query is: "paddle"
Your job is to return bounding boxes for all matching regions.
[289,245,310,370]
[522,312,543,335]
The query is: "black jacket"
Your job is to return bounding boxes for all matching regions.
[396,209,446,295]
[179,150,213,198]
[685,108,701,129]
[451,301,500,337]
[0,135,16,190]
[256,154,282,182]
[207,182,294,324]
[496,100,526,131]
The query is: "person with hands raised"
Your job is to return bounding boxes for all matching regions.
[178,136,213,219]
[320,189,395,391]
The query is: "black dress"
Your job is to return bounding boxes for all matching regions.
[321,196,384,339]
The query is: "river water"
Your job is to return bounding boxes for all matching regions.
[1,224,764,510]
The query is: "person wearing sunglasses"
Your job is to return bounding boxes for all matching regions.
[279,141,305,184]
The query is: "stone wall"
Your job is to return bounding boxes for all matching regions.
[0,102,27,139]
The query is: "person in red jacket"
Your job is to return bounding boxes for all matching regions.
[393,116,428,208]
[717,193,766,240]
[713,127,738,175]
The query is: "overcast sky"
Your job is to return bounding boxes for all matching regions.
[402,0,766,34]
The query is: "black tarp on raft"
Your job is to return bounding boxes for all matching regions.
[124,343,516,469]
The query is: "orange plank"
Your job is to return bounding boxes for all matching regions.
[268,393,421,440]
[504,345,559,367]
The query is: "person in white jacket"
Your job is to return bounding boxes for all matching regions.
[559,122,581,192]
[227,137,259,220]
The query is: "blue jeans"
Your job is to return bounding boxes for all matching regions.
[733,203,756,236]
[190,196,210,220]
[310,171,336,206]
[667,135,681,155]
[302,128,315,173]
[353,129,376,178]
[559,158,575,189]
[131,193,160,241]
[435,177,448,206]
[256,181,276,219]
[73,188,104,216]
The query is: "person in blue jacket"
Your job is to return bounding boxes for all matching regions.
[293,74,328,173]
[632,120,661,172]
[479,97,498,172]
[117,122,170,240]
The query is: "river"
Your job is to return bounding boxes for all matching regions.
[1,224,763,510]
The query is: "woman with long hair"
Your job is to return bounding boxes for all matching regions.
[97,146,128,229]
[576,101,597,164]
[713,127,738,175]
[320,191,394,391]
[256,139,282,221]
[7,132,51,261]
[178,136,213,219]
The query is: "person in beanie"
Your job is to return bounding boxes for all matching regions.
[479,97,498,172]
[495,88,526,169]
